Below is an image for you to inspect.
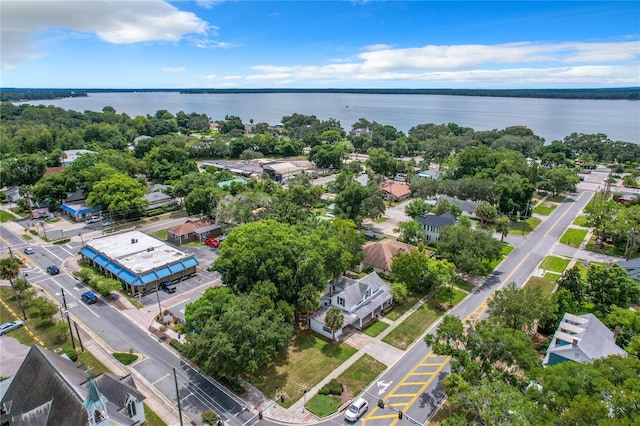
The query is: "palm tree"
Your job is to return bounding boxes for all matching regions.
[325,307,344,341]
[0,258,27,319]
[297,285,320,328]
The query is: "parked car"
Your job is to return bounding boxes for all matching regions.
[204,237,221,248]
[0,320,25,335]
[46,265,60,275]
[160,281,177,293]
[81,291,98,304]
[86,215,103,224]
[344,397,369,422]
[102,220,116,227]
[23,247,35,255]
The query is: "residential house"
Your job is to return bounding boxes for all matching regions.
[62,149,96,167]
[142,192,178,212]
[415,212,457,243]
[616,258,640,284]
[542,313,627,366]
[310,272,393,340]
[436,195,479,219]
[379,181,411,202]
[357,239,425,276]
[167,219,221,245]
[0,345,145,425]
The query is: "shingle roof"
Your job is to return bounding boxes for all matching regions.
[362,239,423,272]
[0,345,143,426]
[379,181,411,198]
[543,313,627,365]
[167,219,215,236]
[415,211,457,228]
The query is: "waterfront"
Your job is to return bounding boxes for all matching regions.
[24,91,640,143]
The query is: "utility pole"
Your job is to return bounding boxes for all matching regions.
[155,285,162,321]
[60,288,76,351]
[74,321,84,352]
[173,368,183,426]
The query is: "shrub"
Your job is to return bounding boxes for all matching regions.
[319,379,343,396]
[53,238,70,245]
[29,229,38,235]
[113,352,138,365]
[202,410,218,425]
[170,339,184,353]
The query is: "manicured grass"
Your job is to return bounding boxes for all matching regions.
[525,276,557,296]
[509,216,542,236]
[363,320,389,337]
[572,216,589,227]
[248,331,357,408]
[113,352,138,365]
[539,256,571,273]
[21,234,33,240]
[384,291,424,321]
[307,354,386,418]
[306,394,342,418]
[382,287,464,350]
[143,404,168,426]
[452,277,474,292]
[373,217,388,223]
[153,229,168,240]
[585,236,626,257]
[533,203,556,216]
[485,244,515,271]
[560,228,588,247]
[547,194,567,202]
[10,209,28,218]
[0,210,16,222]
[183,241,203,247]
[0,288,110,375]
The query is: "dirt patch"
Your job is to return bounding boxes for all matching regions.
[341,387,354,405]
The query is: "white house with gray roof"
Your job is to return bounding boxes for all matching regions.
[542,313,626,366]
[415,212,457,243]
[310,272,393,340]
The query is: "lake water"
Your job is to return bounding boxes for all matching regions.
[25,92,640,143]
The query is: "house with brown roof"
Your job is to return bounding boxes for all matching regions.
[167,219,221,245]
[379,181,411,202]
[357,239,425,276]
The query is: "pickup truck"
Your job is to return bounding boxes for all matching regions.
[204,237,224,248]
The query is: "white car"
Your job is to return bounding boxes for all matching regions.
[0,320,25,335]
[23,247,35,255]
[86,215,103,224]
[344,397,369,422]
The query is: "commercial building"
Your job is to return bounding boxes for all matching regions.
[80,231,198,295]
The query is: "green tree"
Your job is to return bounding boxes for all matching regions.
[587,264,640,313]
[0,258,26,319]
[394,220,423,244]
[557,267,587,308]
[437,225,502,275]
[424,314,465,355]
[391,282,408,304]
[494,215,511,242]
[144,145,197,182]
[54,319,69,342]
[487,282,557,332]
[325,307,344,340]
[297,285,320,328]
[309,144,345,169]
[366,148,397,176]
[184,187,223,216]
[33,296,58,323]
[404,199,429,218]
[392,246,456,293]
[86,173,148,219]
[538,167,580,196]
[0,154,47,187]
[622,174,638,188]
[475,201,498,226]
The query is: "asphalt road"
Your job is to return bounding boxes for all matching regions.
[0,225,252,426]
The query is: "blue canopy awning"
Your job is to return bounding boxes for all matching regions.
[105,262,122,276]
[140,272,158,284]
[168,263,183,273]
[94,254,109,267]
[155,266,171,279]
[80,246,99,260]
[118,269,137,285]
[182,257,198,268]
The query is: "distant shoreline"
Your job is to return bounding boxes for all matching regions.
[2,87,639,102]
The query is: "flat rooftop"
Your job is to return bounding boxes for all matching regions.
[87,231,191,274]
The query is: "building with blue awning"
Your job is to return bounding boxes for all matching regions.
[80,230,198,295]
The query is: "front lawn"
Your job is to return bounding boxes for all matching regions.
[0,210,16,222]
[152,229,168,240]
[560,228,588,247]
[373,217,388,223]
[384,291,424,321]
[509,216,542,236]
[539,256,570,273]
[306,354,386,418]
[572,216,589,227]
[382,287,465,350]
[248,332,357,408]
[525,275,558,296]
[533,203,556,216]
[363,320,389,337]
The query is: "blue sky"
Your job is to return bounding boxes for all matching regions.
[1,1,639,89]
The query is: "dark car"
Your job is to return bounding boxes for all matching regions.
[81,291,98,304]
[46,265,60,275]
[160,281,177,293]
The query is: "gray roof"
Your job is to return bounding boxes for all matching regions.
[543,313,627,365]
[1,345,143,426]
[331,272,389,311]
[437,195,479,214]
[415,211,457,228]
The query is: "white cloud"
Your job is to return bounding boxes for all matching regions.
[242,40,639,86]
[1,0,210,69]
[162,67,186,72]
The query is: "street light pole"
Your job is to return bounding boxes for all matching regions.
[78,232,85,246]
[155,285,162,321]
